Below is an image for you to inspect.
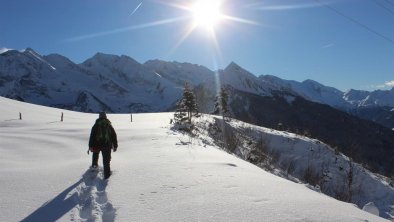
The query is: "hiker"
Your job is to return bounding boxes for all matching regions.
[89,112,118,179]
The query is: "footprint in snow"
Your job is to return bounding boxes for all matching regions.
[71,169,116,222]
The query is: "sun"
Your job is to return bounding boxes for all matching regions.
[191,0,223,30]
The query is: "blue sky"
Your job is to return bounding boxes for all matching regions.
[1,0,393,91]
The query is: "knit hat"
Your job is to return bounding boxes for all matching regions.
[99,112,107,119]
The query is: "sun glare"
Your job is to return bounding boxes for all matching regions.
[191,0,223,30]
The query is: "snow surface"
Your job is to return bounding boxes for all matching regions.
[0,96,390,222]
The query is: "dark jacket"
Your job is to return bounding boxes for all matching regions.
[89,118,118,150]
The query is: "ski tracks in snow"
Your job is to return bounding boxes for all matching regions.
[70,169,116,222]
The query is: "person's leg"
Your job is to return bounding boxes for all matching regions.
[102,149,112,179]
[92,152,99,167]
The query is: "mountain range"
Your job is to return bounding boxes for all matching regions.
[1,48,394,177]
[1,48,393,114]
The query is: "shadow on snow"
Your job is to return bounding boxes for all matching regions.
[21,169,114,222]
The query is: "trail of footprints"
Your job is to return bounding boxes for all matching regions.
[71,170,116,222]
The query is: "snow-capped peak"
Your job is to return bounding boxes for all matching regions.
[44,53,76,69]
[23,47,37,53]
[223,61,244,73]
[0,47,12,54]
[220,62,275,96]
[83,52,140,69]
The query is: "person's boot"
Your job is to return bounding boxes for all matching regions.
[104,170,111,179]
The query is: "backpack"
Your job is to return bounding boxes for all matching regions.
[94,119,112,146]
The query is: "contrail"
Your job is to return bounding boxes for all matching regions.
[130,1,144,17]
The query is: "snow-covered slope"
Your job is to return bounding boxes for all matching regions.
[193,62,286,112]
[260,75,351,109]
[80,53,182,112]
[144,59,213,86]
[193,115,394,219]
[0,96,391,221]
[0,48,67,104]
[219,62,280,96]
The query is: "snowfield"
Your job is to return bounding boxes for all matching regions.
[0,97,391,222]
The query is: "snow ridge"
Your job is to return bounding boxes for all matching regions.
[25,48,56,70]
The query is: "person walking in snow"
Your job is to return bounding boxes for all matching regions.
[89,112,118,179]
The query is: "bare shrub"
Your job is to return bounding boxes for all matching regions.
[285,157,297,177]
[334,185,350,202]
[303,167,320,187]
[209,118,240,153]
[247,148,268,165]
[269,148,281,165]
[223,125,239,153]
[254,135,270,154]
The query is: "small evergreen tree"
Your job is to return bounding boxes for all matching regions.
[213,87,230,121]
[174,82,198,124]
[174,99,187,123]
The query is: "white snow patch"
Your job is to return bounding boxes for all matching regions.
[154,71,162,78]
[363,202,380,216]
[284,95,296,104]
[27,50,57,70]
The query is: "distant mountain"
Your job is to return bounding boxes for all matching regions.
[2,48,393,111]
[0,49,181,112]
[257,75,394,129]
[259,75,350,109]
[344,88,394,107]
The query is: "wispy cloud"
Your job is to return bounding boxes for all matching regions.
[64,17,187,42]
[385,80,394,87]
[370,80,394,89]
[322,43,335,49]
[243,1,337,11]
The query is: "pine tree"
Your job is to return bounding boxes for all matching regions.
[174,82,198,124]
